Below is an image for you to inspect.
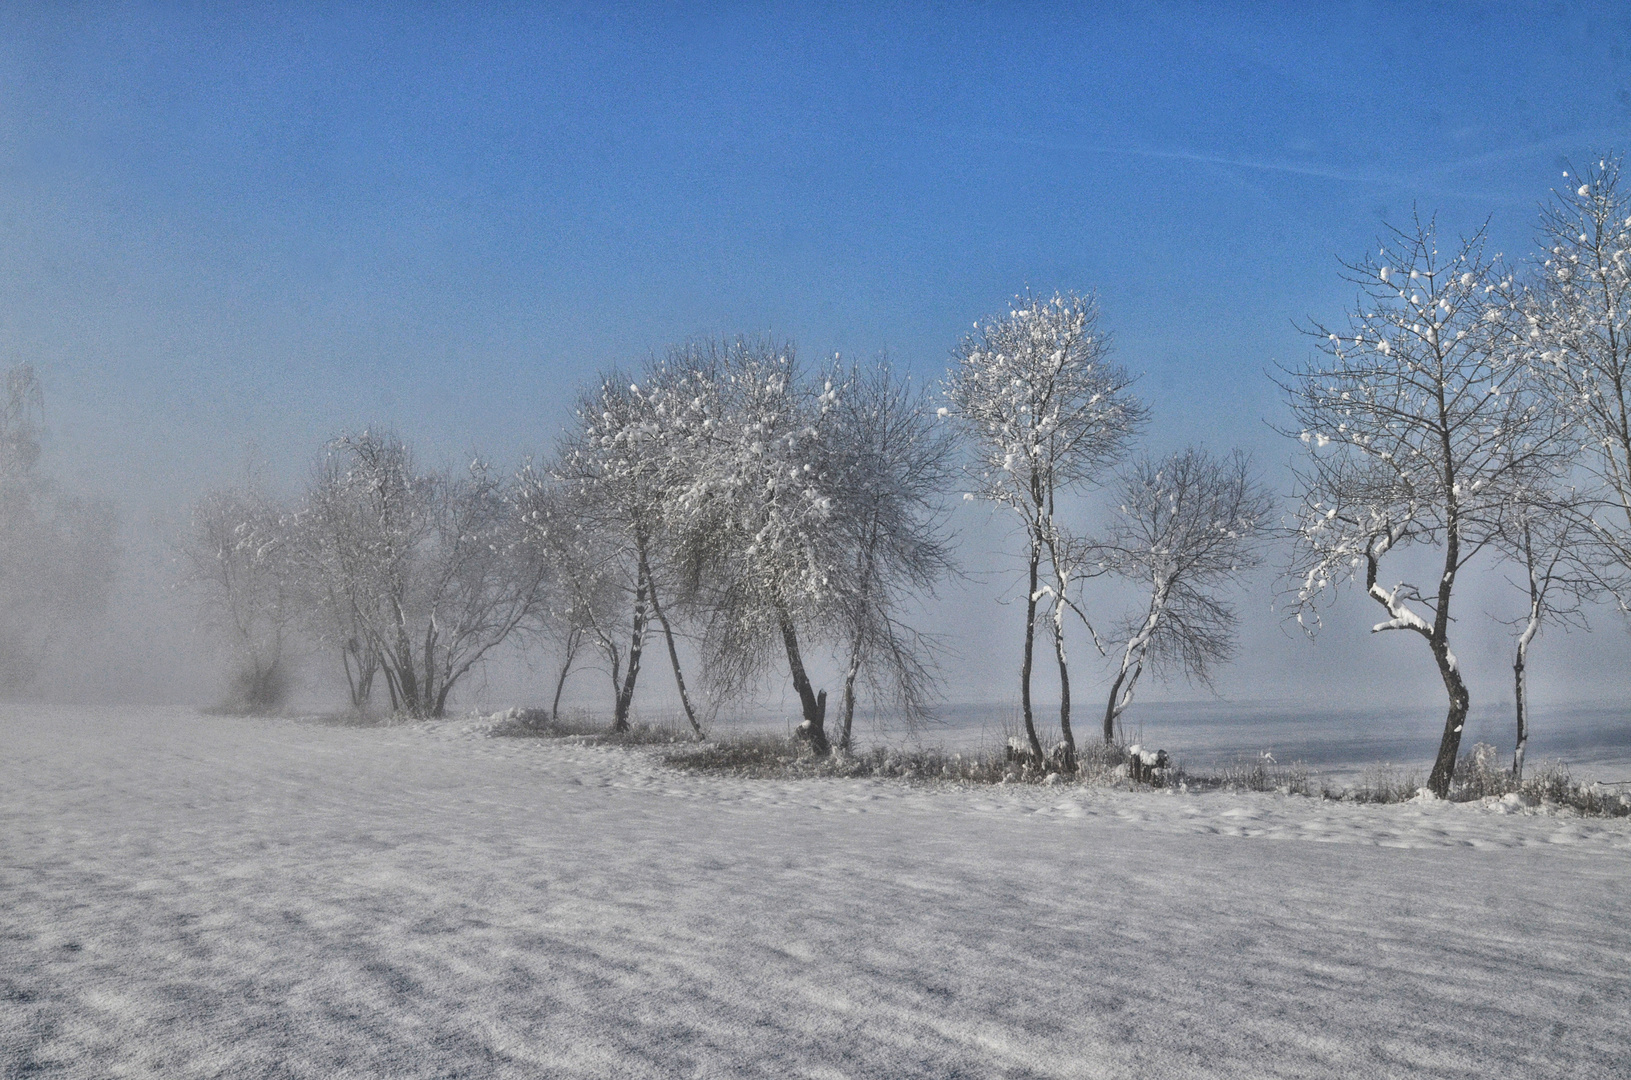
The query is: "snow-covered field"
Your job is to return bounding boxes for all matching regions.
[4,705,1630,1079]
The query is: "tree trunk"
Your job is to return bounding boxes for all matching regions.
[1018,538,1045,763]
[840,630,863,754]
[1050,609,1076,772]
[551,628,581,722]
[381,661,401,712]
[1102,665,1128,743]
[601,637,622,717]
[1512,533,1542,780]
[1512,638,1529,781]
[644,563,702,738]
[779,611,829,756]
[421,618,440,718]
[393,643,420,715]
[1512,605,1540,781]
[390,596,422,715]
[341,638,373,710]
[1426,640,1471,797]
[612,566,650,734]
[1105,636,1154,735]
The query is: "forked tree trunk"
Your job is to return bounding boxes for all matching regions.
[551,627,582,722]
[1102,659,1144,744]
[602,637,622,716]
[642,555,702,738]
[1102,583,1164,742]
[391,626,421,716]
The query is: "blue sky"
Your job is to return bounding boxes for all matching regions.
[3,2,1629,709]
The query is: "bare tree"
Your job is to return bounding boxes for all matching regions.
[180,486,301,711]
[300,431,549,718]
[515,469,637,722]
[1283,215,1566,797]
[1099,448,1273,741]
[0,363,117,690]
[1490,483,1595,779]
[944,292,1146,770]
[1527,155,1631,603]
[827,359,958,753]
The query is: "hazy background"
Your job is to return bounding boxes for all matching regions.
[3,3,1629,735]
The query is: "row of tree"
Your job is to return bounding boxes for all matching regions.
[180,154,1631,797]
[183,320,1271,767]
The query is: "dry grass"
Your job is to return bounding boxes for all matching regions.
[1170,753,1317,797]
[667,731,1139,785]
[486,707,696,745]
[484,710,1631,815]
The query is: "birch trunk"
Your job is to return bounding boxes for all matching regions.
[612,563,649,734]
[1018,534,1045,764]
[1512,552,1542,780]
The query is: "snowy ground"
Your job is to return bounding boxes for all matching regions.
[4,705,1630,1079]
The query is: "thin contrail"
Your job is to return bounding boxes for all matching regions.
[908,119,1624,199]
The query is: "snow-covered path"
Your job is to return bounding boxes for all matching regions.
[4,706,1629,1079]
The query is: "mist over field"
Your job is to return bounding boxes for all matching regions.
[4,5,1631,1079]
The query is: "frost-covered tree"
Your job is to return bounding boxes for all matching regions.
[555,366,703,735]
[0,363,117,691]
[826,360,957,753]
[1099,448,1272,742]
[1527,155,1631,603]
[1490,482,1595,779]
[515,469,641,723]
[1284,216,1567,797]
[663,339,858,754]
[301,431,549,718]
[180,486,301,711]
[944,292,1145,769]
